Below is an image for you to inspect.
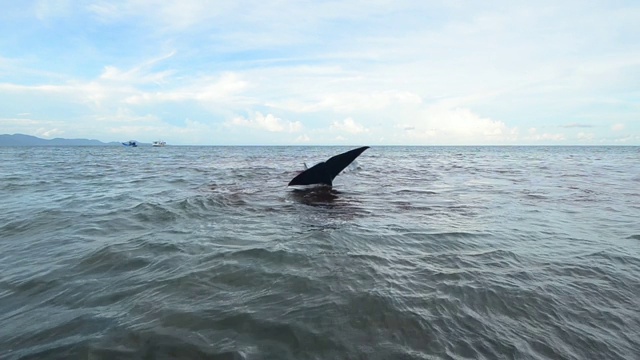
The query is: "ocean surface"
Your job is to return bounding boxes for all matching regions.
[1,145,639,360]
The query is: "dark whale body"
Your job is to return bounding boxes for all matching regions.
[288,146,369,187]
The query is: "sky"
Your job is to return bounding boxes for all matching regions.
[1,0,639,145]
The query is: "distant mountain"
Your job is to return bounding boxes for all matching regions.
[0,134,122,146]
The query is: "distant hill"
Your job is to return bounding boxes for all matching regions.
[0,134,123,146]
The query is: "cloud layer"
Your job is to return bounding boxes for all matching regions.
[0,1,638,144]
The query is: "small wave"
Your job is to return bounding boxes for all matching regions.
[126,202,183,223]
[391,188,438,195]
[173,196,239,214]
[5,313,115,360]
[30,327,249,360]
[523,192,548,200]
[74,244,153,275]
[223,247,310,267]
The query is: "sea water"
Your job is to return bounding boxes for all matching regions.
[1,146,639,359]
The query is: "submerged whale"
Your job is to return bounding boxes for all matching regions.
[288,146,369,187]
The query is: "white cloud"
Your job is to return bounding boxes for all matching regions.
[330,117,369,134]
[288,121,303,133]
[541,134,566,141]
[35,0,72,20]
[525,127,566,142]
[124,72,248,105]
[275,90,422,113]
[0,83,65,94]
[2,54,246,111]
[319,90,422,113]
[99,60,174,85]
[398,106,516,144]
[561,122,593,128]
[612,123,625,131]
[227,112,303,133]
[577,132,594,140]
[613,135,640,143]
[295,134,310,143]
[94,108,159,123]
[87,1,237,30]
[0,117,66,136]
[2,1,639,145]
[35,128,64,138]
[107,118,214,144]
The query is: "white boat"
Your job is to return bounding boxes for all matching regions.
[152,140,166,147]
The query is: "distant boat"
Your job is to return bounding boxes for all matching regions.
[122,140,138,147]
[152,140,166,147]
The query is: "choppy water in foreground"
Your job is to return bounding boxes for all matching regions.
[1,146,639,360]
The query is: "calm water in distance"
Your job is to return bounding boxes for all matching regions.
[1,146,639,359]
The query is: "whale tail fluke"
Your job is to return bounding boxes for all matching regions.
[288,146,369,187]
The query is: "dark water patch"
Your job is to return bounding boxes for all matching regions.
[3,313,115,360]
[159,310,343,358]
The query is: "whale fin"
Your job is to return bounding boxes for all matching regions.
[288,146,369,187]
[324,146,369,179]
[288,162,333,186]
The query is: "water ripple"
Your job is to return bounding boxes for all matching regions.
[1,146,639,359]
